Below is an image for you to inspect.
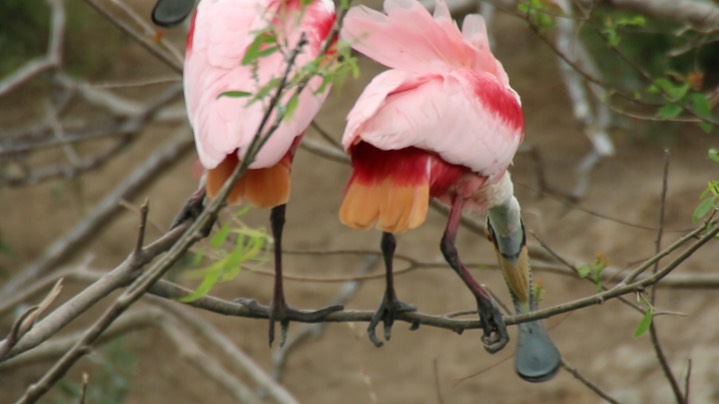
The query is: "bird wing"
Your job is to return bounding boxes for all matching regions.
[341,0,504,82]
[184,0,334,169]
[343,69,523,178]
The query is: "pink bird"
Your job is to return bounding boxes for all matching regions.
[183,0,341,345]
[340,0,560,381]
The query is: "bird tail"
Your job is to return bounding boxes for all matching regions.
[341,0,500,76]
[340,176,429,233]
[339,144,429,233]
[486,217,561,382]
[205,153,291,208]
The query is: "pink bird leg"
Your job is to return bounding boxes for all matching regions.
[340,0,559,381]
[183,0,341,346]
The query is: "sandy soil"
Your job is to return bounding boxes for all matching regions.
[1,4,718,404]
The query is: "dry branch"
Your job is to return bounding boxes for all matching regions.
[0,0,65,96]
[0,127,193,297]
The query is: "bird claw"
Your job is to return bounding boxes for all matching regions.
[478,299,509,354]
[367,295,416,348]
[268,303,344,347]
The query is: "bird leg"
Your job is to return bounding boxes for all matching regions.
[440,196,509,353]
[486,197,560,382]
[266,204,344,347]
[367,232,416,347]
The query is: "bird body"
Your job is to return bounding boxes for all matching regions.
[182,0,341,345]
[340,0,523,233]
[340,0,560,380]
[184,0,335,205]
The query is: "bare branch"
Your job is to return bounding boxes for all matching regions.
[0,279,64,360]
[578,0,719,32]
[81,0,183,73]
[647,150,686,404]
[0,0,66,96]
[0,127,193,297]
[271,255,380,383]
[159,318,263,404]
[561,358,620,404]
[150,299,298,404]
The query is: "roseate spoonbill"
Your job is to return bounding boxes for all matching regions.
[340,0,560,381]
[180,0,341,346]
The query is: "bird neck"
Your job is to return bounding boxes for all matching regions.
[487,196,523,258]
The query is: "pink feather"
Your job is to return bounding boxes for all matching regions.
[184,0,336,170]
[341,0,523,181]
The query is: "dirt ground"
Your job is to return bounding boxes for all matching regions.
[1,3,718,403]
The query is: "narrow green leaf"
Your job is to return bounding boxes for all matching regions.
[210,224,232,248]
[710,180,719,196]
[700,122,714,134]
[178,263,223,302]
[234,205,252,217]
[255,45,280,59]
[192,247,206,266]
[284,94,299,120]
[656,102,682,119]
[577,265,591,278]
[616,15,646,27]
[634,307,654,337]
[253,77,283,102]
[692,197,714,223]
[217,90,251,99]
[242,31,276,65]
[708,148,719,164]
[690,92,711,117]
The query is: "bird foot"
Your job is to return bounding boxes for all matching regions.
[236,298,343,346]
[367,295,416,348]
[478,298,509,354]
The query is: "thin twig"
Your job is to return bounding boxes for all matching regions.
[150,299,299,404]
[0,0,66,96]
[648,150,686,404]
[271,255,380,382]
[561,358,620,404]
[81,0,183,73]
[0,127,193,297]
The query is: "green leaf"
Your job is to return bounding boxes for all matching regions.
[603,19,620,47]
[210,224,232,248]
[700,122,714,134]
[284,93,299,120]
[656,102,682,119]
[192,247,206,266]
[654,78,689,100]
[253,77,283,102]
[616,15,646,27]
[217,90,251,99]
[634,307,654,337]
[242,30,277,65]
[577,265,591,278]
[690,92,711,117]
[692,197,715,223]
[234,205,252,217]
[178,263,224,302]
[708,148,719,164]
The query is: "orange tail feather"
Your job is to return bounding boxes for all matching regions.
[205,154,291,208]
[339,177,429,234]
